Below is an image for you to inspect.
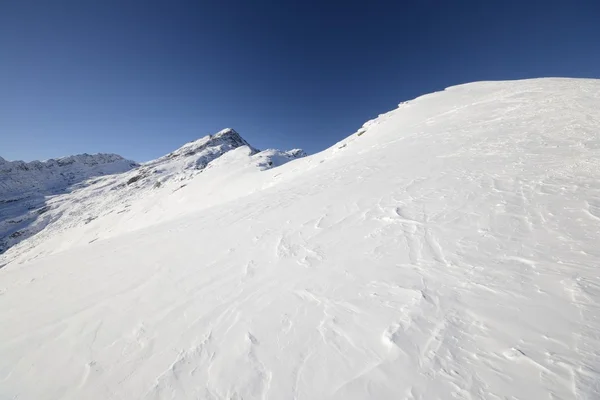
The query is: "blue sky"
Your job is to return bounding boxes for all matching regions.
[1,1,599,162]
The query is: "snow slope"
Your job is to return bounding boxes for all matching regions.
[0,128,305,263]
[1,78,599,399]
[0,153,138,254]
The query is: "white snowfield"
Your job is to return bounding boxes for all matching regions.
[1,78,599,399]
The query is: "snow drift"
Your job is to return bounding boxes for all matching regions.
[1,78,599,399]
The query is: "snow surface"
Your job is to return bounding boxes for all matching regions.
[1,78,600,399]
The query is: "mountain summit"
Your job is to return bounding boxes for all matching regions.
[169,128,255,156]
[162,128,258,166]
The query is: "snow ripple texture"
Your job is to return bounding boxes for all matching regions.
[0,78,599,400]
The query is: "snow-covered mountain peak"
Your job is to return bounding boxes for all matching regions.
[214,127,242,138]
[162,128,256,163]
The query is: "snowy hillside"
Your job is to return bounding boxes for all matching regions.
[0,128,305,263]
[1,78,599,399]
[0,153,138,255]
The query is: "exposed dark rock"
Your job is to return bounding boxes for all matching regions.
[127,175,143,185]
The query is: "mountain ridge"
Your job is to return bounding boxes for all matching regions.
[0,129,305,259]
[0,152,139,199]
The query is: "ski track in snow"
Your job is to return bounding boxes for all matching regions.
[1,78,600,399]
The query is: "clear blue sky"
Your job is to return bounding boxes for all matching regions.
[1,1,599,162]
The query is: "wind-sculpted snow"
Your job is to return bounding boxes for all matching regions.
[1,78,599,399]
